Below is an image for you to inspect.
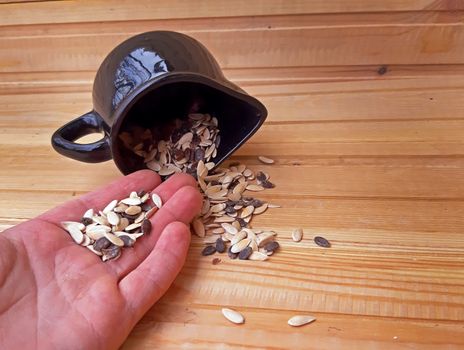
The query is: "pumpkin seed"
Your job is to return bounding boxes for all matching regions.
[201,245,216,256]
[292,228,303,242]
[103,233,125,247]
[248,251,268,261]
[192,218,205,237]
[142,219,152,235]
[221,308,245,324]
[215,238,226,253]
[314,236,331,248]
[106,211,120,226]
[238,246,253,260]
[258,156,275,164]
[121,197,142,206]
[230,238,251,253]
[288,315,316,327]
[102,199,118,214]
[151,193,163,208]
[221,223,238,235]
[125,205,141,215]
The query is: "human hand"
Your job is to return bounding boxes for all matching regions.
[0,170,202,350]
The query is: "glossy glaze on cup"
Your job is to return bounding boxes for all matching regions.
[52,31,267,174]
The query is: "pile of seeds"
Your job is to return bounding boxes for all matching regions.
[119,113,220,178]
[118,112,280,261]
[195,159,280,260]
[61,191,162,261]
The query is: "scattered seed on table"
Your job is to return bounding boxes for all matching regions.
[264,241,280,253]
[221,308,245,324]
[202,245,217,256]
[117,112,283,263]
[215,237,226,253]
[288,315,316,327]
[314,236,331,248]
[212,258,222,265]
[258,156,275,164]
[292,228,303,242]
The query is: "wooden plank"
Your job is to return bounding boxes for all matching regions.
[123,303,464,349]
[2,64,464,94]
[1,71,464,122]
[1,0,463,27]
[1,151,464,199]
[1,12,464,72]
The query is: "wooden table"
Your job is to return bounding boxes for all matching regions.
[1,1,464,349]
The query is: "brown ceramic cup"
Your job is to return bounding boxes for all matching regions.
[51,31,267,175]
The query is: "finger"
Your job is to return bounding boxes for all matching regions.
[109,183,202,278]
[38,170,161,225]
[119,221,191,321]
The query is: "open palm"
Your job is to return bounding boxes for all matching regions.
[0,170,202,350]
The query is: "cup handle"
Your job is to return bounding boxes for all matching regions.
[51,110,112,163]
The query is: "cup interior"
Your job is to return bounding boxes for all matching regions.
[113,81,263,174]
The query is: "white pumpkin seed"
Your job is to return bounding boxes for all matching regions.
[80,234,92,247]
[253,203,268,215]
[125,222,142,231]
[125,205,142,215]
[121,197,142,206]
[106,211,120,226]
[246,184,264,192]
[287,315,316,327]
[103,232,125,247]
[248,251,268,261]
[151,193,163,208]
[221,308,244,324]
[61,221,85,232]
[258,156,275,164]
[230,230,247,245]
[102,199,118,214]
[134,212,145,224]
[240,205,254,218]
[292,228,303,242]
[192,218,205,237]
[83,208,94,219]
[221,223,238,235]
[67,224,84,244]
[230,238,251,253]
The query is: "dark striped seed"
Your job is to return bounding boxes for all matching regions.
[120,235,135,247]
[93,237,111,252]
[314,236,331,248]
[142,219,152,235]
[215,238,226,253]
[238,246,253,260]
[202,245,216,256]
[264,241,280,252]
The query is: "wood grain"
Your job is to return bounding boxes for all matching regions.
[2,0,463,26]
[2,11,464,73]
[1,1,464,349]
